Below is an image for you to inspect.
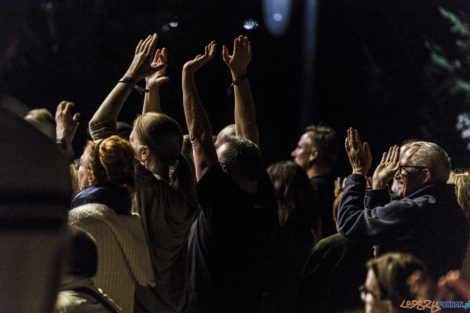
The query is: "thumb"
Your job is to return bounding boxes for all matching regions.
[222,45,230,64]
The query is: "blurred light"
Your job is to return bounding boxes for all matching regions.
[243,19,259,30]
[263,0,293,36]
[168,21,179,28]
[273,13,283,22]
[161,24,170,32]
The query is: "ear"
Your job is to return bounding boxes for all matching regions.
[88,171,97,186]
[309,150,319,163]
[140,146,150,161]
[422,169,432,184]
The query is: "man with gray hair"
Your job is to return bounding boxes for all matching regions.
[338,128,468,279]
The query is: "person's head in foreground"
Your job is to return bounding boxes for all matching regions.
[362,252,428,313]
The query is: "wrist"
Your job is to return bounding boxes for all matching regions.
[372,180,387,190]
[230,70,248,81]
[352,168,367,176]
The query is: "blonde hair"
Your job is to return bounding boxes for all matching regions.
[84,135,135,195]
[448,169,470,216]
[133,113,196,205]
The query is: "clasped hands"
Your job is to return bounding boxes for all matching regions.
[345,127,400,190]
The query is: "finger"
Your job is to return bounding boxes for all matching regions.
[392,145,400,163]
[222,45,230,64]
[141,34,153,54]
[72,112,80,122]
[381,152,387,164]
[63,101,74,115]
[56,101,66,116]
[140,35,152,53]
[70,122,79,141]
[153,48,161,64]
[208,41,216,59]
[233,37,240,58]
[363,142,372,160]
[353,129,361,150]
[145,33,157,55]
[161,47,167,63]
[135,39,143,54]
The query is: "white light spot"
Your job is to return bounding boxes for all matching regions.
[168,21,179,28]
[243,19,259,30]
[273,13,283,22]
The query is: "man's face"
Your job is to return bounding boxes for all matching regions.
[362,269,388,313]
[291,132,313,170]
[393,147,426,198]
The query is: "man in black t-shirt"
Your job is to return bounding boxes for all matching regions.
[182,38,277,313]
[291,125,339,237]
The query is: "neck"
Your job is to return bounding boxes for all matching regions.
[306,163,331,179]
[146,158,170,181]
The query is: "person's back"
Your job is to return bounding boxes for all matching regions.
[188,159,277,312]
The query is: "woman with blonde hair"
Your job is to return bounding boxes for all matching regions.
[88,34,197,312]
[69,135,155,313]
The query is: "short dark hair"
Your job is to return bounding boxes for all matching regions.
[67,229,98,278]
[219,136,263,182]
[304,125,339,169]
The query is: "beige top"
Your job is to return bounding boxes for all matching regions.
[133,162,198,312]
[69,203,156,313]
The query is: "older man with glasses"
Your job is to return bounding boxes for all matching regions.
[337,128,468,279]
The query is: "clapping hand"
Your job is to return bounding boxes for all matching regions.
[372,145,400,190]
[145,47,169,90]
[222,35,252,79]
[345,127,372,176]
[125,34,165,81]
[183,41,216,74]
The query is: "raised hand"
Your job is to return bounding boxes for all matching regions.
[222,35,252,79]
[372,145,400,190]
[183,41,216,74]
[55,100,80,143]
[345,127,372,176]
[145,47,169,90]
[125,34,164,81]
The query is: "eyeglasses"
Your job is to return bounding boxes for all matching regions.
[359,284,380,302]
[398,165,427,175]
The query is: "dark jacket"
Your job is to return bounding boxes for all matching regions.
[337,174,468,278]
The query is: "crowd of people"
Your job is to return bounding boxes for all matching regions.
[4,31,470,313]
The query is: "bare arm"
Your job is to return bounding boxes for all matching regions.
[143,47,169,114]
[182,41,218,181]
[89,34,163,129]
[223,36,259,145]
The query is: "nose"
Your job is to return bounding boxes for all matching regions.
[291,149,296,158]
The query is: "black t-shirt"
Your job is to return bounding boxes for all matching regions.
[188,164,277,313]
[310,174,336,237]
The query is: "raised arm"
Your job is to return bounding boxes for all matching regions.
[89,34,163,133]
[182,41,218,181]
[143,47,169,114]
[222,35,259,145]
[55,100,80,161]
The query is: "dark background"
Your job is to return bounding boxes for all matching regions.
[3,0,470,176]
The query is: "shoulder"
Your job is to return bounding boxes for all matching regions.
[69,203,114,224]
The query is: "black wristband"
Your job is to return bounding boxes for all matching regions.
[226,73,249,96]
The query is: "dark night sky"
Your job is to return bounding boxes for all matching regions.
[4,0,470,175]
